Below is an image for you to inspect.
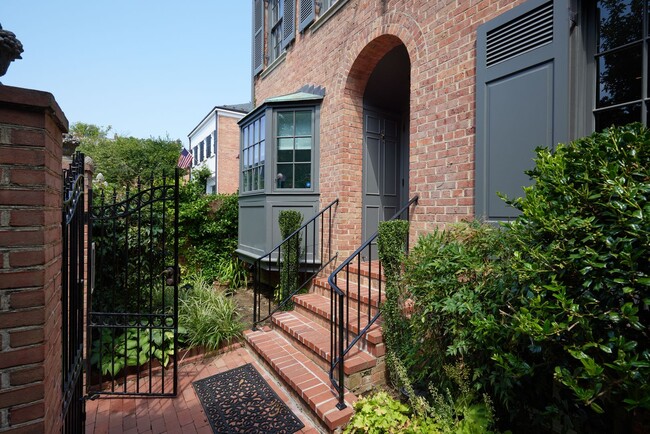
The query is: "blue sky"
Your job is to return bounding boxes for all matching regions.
[2,1,252,147]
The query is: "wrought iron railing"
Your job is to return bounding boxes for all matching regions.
[252,199,339,329]
[328,196,418,409]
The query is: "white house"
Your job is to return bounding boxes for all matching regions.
[188,104,250,194]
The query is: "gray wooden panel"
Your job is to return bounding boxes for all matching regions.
[486,62,553,219]
[365,136,380,196]
[475,0,570,221]
[383,136,398,197]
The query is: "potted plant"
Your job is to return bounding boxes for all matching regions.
[0,24,23,77]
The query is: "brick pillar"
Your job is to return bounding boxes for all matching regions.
[0,85,68,433]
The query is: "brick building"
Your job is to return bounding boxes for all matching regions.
[188,104,250,194]
[237,0,640,258]
[238,0,643,429]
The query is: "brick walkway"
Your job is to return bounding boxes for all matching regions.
[85,344,323,434]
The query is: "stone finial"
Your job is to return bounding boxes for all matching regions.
[0,23,24,77]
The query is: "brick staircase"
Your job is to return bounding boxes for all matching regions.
[244,261,385,432]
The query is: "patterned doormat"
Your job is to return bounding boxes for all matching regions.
[192,363,305,434]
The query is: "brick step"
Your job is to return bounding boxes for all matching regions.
[293,293,384,351]
[272,310,377,375]
[244,327,356,432]
[313,276,382,310]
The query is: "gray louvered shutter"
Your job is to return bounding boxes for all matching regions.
[299,0,315,32]
[475,0,569,221]
[253,0,264,75]
[282,0,296,50]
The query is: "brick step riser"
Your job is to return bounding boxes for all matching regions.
[293,302,385,357]
[329,263,384,285]
[270,317,374,392]
[312,282,382,314]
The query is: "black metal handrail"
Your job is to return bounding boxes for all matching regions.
[328,195,418,409]
[252,199,339,329]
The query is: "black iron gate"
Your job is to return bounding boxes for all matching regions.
[86,170,180,397]
[62,152,86,433]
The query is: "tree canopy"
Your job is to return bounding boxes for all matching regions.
[71,122,182,186]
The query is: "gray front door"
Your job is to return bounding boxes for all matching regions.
[363,108,400,255]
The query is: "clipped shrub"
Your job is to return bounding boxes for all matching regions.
[276,210,303,303]
[503,124,650,417]
[377,220,410,362]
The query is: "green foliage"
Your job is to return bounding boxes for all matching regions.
[502,123,650,414]
[73,122,181,186]
[277,210,303,303]
[377,220,410,361]
[178,175,242,286]
[344,360,496,434]
[178,273,244,350]
[400,222,518,394]
[90,320,179,377]
[344,391,413,434]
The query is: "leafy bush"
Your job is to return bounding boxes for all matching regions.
[400,222,518,395]
[178,170,243,286]
[178,273,244,350]
[502,124,650,416]
[276,210,303,303]
[344,391,413,434]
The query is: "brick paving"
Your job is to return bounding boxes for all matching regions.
[85,343,324,434]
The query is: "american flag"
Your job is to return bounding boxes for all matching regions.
[177,148,193,169]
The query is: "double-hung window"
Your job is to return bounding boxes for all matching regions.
[269,0,283,63]
[241,115,266,193]
[276,110,313,189]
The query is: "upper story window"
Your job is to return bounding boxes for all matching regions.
[199,140,205,162]
[276,109,313,189]
[594,0,648,130]
[269,0,284,63]
[241,115,266,193]
[193,145,199,166]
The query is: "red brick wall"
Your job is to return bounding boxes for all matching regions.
[217,115,242,194]
[0,85,68,434]
[253,0,525,256]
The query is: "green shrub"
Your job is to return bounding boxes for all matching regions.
[344,391,413,434]
[276,210,303,303]
[400,222,518,394]
[178,172,240,284]
[178,273,244,350]
[377,220,410,362]
[502,124,650,415]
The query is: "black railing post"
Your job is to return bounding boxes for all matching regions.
[328,195,418,409]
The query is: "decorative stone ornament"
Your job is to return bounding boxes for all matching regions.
[0,24,24,78]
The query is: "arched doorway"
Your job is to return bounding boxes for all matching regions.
[361,44,411,251]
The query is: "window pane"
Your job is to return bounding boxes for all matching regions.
[243,127,248,148]
[259,165,265,190]
[294,163,311,188]
[243,170,250,191]
[253,144,259,165]
[295,111,312,136]
[252,167,258,190]
[277,164,293,188]
[597,0,643,52]
[597,44,642,107]
[277,112,293,136]
[260,141,266,164]
[243,147,249,167]
[260,115,266,140]
[595,103,642,131]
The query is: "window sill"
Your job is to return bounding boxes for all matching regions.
[260,51,287,80]
[310,0,350,34]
